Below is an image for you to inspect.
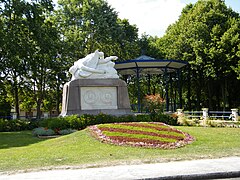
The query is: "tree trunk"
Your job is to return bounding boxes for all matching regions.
[207,79,213,110]
[221,78,228,111]
[13,76,20,118]
[36,77,44,119]
[56,82,60,115]
[196,71,202,111]
[187,65,191,110]
[36,98,42,119]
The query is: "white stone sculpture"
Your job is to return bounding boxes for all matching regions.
[69,50,119,80]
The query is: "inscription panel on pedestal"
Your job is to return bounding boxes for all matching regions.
[81,87,117,110]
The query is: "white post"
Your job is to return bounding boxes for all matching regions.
[177,109,183,116]
[202,108,208,126]
[231,109,239,121]
[12,113,17,120]
[43,112,49,119]
[202,108,209,120]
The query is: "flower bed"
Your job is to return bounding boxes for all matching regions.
[89,122,195,149]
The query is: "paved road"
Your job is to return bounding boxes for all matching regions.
[1,157,240,180]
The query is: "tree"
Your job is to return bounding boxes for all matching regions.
[1,0,62,119]
[0,81,11,118]
[157,0,240,110]
[0,0,142,119]
[0,0,29,118]
[23,0,60,119]
[139,33,164,58]
[57,0,139,64]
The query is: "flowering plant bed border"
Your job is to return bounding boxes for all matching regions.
[89,122,195,149]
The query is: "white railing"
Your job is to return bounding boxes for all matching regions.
[177,108,239,121]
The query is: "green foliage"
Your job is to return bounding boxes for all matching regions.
[63,115,83,129]
[32,127,55,136]
[32,127,77,136]
[0,100,11,118]
[39,117,70,130]
[59,129,77,135]
[57,0,139,60]
[0,0,141,120]
[178,117,199,126]
[134,114,151,122]
[156,0,240,110]
[0,119,37,132]
[0,113,178,132]
[0,84,11,117]
[149,113,178,126]
[40,113,177,130]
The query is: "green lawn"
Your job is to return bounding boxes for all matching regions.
[0,126,240,173]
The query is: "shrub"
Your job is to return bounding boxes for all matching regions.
[150,113,178,125]
[135,114,151,122]
[39,117,70,130]
[64,115,83,130]
[32,127,55,136]
[37,113,177,130]
[0,112,178,132]
[144,94,165,113]
[32,127,77,137]
[96,113,113,124]
[59,129,77,135]
[0,119,38,132]
[121,115,137,123]
[0,119,8,132]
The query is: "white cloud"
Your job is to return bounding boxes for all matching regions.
[107,0,186,37]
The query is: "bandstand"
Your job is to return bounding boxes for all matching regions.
[115,55,188,112]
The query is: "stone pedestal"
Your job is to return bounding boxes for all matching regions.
[60,79,131,116]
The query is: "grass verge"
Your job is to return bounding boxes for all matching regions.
[0,126,240,173]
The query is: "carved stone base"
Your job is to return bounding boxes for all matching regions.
[60,79,131,116]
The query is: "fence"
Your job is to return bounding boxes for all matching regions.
[9,112,59,120]
[177,108,239,121]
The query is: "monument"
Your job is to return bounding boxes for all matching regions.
[60,50,131,116]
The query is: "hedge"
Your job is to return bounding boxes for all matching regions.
[0,113,178,132]
[0,119,38,132]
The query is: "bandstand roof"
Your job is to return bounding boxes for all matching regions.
[115,55,188,75]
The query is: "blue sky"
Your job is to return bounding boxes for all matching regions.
[107,0,240,37]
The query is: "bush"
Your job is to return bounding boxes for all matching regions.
[32,127,55,136]
[64,115,83,130]
[144,94,165,114]
[0,119,38,132]
[32,127,77,136]
[135,114,151,122]
[0,119,8,131]
[149,112,178,125]
[59,129,77,135]
[39,117,70,130]
[36,113,177,130]
[0,112,177,132]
